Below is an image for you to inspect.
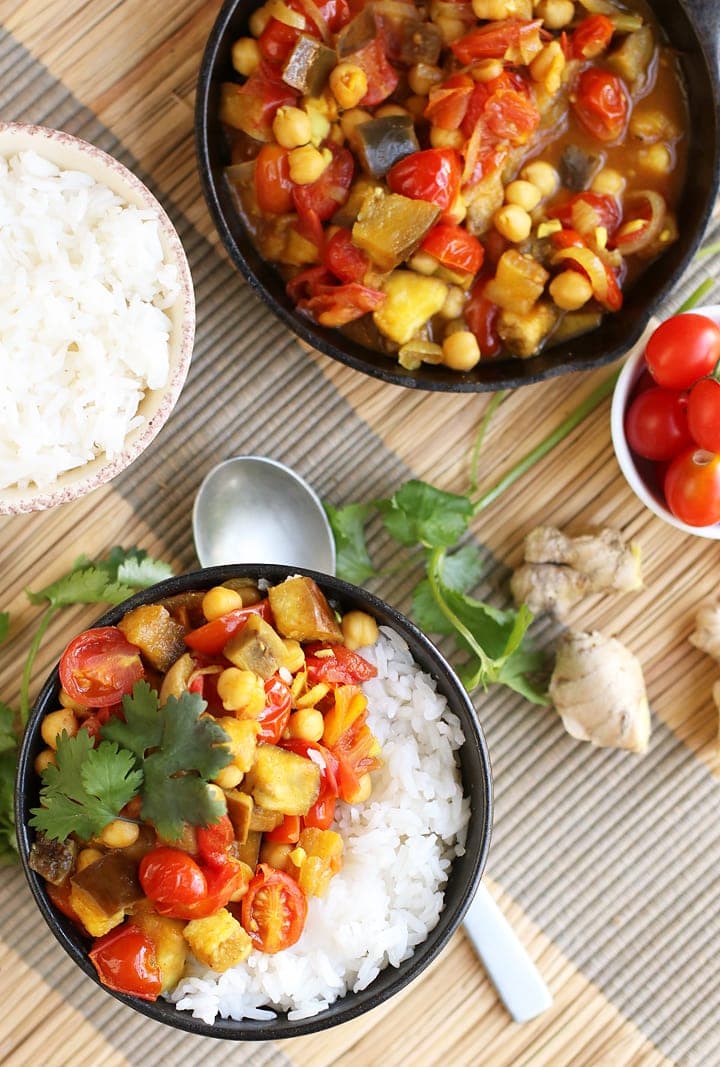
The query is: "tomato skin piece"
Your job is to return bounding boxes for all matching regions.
[196,816,235,869]
[257,675,292,744]
[89,924,162,1002]
[265,813,301,843]
[548,192,621,236]
[241,864,308,953]
[292,146,354,224]
[255,145,294,215]
[424,73,474,130]
[323,228,369,285]
[59,627,144,708]
[664,449,720,527]
[387,148,462,212]
[139,848,208,908]
[258,18,300,64]
[345,37,399,107]
[572,67,629,142]
[304,643,378,685]
[234,65,297,142]
[571,14,614,59]
[184,601,273,655]
[420,223,484,275]
[688,377,720,452]
[450,19,542,64]
[645,314,720,390]
[624,387,692,461]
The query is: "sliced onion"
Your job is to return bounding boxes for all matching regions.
[614,190,667,255]
[552,246,609,303]
[224,161,256,185]
[295,0,330,42]
[266,0,306,29]
[577,0,618,13]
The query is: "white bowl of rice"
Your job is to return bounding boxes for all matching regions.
[0,122,195,515]
[17,565,493,1039]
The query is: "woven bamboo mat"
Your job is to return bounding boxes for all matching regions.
[1,2,720,1064]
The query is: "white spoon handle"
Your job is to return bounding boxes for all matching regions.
[462,883,553,1023]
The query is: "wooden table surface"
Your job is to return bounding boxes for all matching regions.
[1,3,720,1065]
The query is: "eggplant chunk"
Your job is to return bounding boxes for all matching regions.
[118,604,186,672]
[283,35,337,95]
[247,744,321,815]
[29,834,77,886]
[353,188,440,271]
[355,115,419,178]
[184,909,253,971]
[223,614,288,679]
[225,789,254,843]
[70,850,144,917]
[268,576,343,642]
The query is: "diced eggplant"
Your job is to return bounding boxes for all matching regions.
[29,834,77,886]
[223,614,288,679]
[497,301,558,358]
[608,26,655,88]
[248,805,284,832]
[268,576,343,642]
[225,790,254,843]
[373,271,448,345]
[283,35,337,96]
[70,850,143,917]
[158,590,206,630]
[355,115,419,178]
[332,177,383,227]
[235,828,262,868]
[395,19,442,66]
[483,250,549,316]
[247,744,320,815]
[118,604,186,672]
[559,144,603,192]
[336,7,377,57]
[184,909,253,972]
[551,308,603,343]
[352,188,440,271]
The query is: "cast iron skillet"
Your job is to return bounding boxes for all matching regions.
[196,0,720,392]
[15,565,492,1040]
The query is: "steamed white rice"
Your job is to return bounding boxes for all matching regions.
[170,627,470,1024]
[0,149,180,491]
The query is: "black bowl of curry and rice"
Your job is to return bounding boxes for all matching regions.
[16,565,492,1038]
[195,0,719,391]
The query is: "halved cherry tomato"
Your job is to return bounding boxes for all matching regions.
[688,376,720,452]
[625,387,692,461]
[255,144,294,215]
[387,148,462,211]
[196,816,235,869]
[304,643,378,685]
[265,813,301,843]
[323,228,370,284]
[465,282,501,357]
[184,601,273,656]
[292,146,354,224]
[139,847,208,909]
[234,65,297,142]
[645,314,720,390]
[664,448,720,527]
[572,67,629,142]
[450,18,542,64]
[420,223,484,275]
[257,675,292,744]
[59,627,144,708]
[571,14,614,59]
[281,739,340,829]
[89,924,162,1001]
[424,73,474,131]
[241,864,308,953]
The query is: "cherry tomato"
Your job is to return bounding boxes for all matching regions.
[424,73,474,130]
[281,739,340,829]
[483,86,539,145]
[645,314,720,390]
[258,18,301,64]
[688,376,720,452]
[289,271,386,327]
[257,675,292,744]
[572,67,629,142]
[420,223,484,275]
[196,816,235,869]
[255,145,294,215]
[265,813,301,844]
[139,847,208,909]
[241,864,308,953]
[233,66,297,142]
[548,192,621,236]
[292,146,354,223]
[173,863,250,920]
[571,14,614,59]
[59,627,144,708]
[323,228,369,284]
[465,282,501,357]
[89,924,162,1001]
[664,449,720,527]
[624,387,692,461]
[331,711,382,802]
[387,148,462,212]
[450,18,541,63]
[304,643,378,686]
[184,601,273,655]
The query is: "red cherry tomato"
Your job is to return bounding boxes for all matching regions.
[645,314,720,390]
[233,66,297,142]
[624,387,692,461]
[184,601,273,656]
[331,711,381,801]
[89,924,162,1001]
[571,14,614,59]
[292,146,354,224]
[387,148,462,212]
[257,675,292,744]
[59,627,144,708]
[450,18,541,63]
[304,643,378,686]
[664,449,720,526]
[424,73,474,130]
[196,816,235,869]
[258,18,301,64]
[241,864,308,953]
[139,847,208,908]
[688,376,720,452]
[420,223,484,275]
[255,145,294,215]
[265,813,301,843]
[323,228,370,284]
[465,282,501,357]
[548,192,621,236]
[572,67,629,142]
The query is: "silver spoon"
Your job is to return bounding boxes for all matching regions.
[192,455,551,1023]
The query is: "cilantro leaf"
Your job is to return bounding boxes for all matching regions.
[141,773,227,842]
[25,568,136,609]
[0,751,18,865]
[102,681,164,761]
[0,704,18,755]
[381,481,473,548]
[31,733,142,841]
[151,692,233,780]
[0,612,9,645]
[325,502,375,584]
[116,554,174,588]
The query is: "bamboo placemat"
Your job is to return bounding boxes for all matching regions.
[1,3,719,1064]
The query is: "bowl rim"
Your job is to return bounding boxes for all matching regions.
[610,303,720,540]
[0,121,196,516]
[15,563,493,1040]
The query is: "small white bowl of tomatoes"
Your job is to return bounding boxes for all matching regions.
[611,305,720,538]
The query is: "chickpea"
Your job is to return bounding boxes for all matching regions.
[591,167,625,196]
[76,847,104,872]
[430,126,464,150]
[404,94,428,120]
[59,689,85,713]
[231,37,261,77]
[272,105,312,149]
[407,251,440,276]
[340,107,373,149]
[505,179,542,212]
[520,160,559,199]
[101,819,140,849]
[441,286,465,320]
[201,585,245,622]
[207,783,227,807]
[248,4,271,37]
[341,610,380,650]
[330,63,368,110]
[260,840,293,871]
[637,143,673,174]
[214,764,244,790]
[535,0,575,30]
[494,203,532,243]
[435,14,467,45]
[442,330,481,371]
[471,59,504,83]
[217,667,266,716]
[444,191,467,226]
[288,144,330,185]
[375,104,408,119]
[41,708,78,750]
[34,748,56,775]
[287,707,325,742]
[549,270,593,311]
[408,62,443,96]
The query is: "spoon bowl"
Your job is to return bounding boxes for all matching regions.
[193,455,336,573]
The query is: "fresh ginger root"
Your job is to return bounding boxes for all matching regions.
[511,526,643,621]
[549,629,650,753]
[689,602,720,748]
